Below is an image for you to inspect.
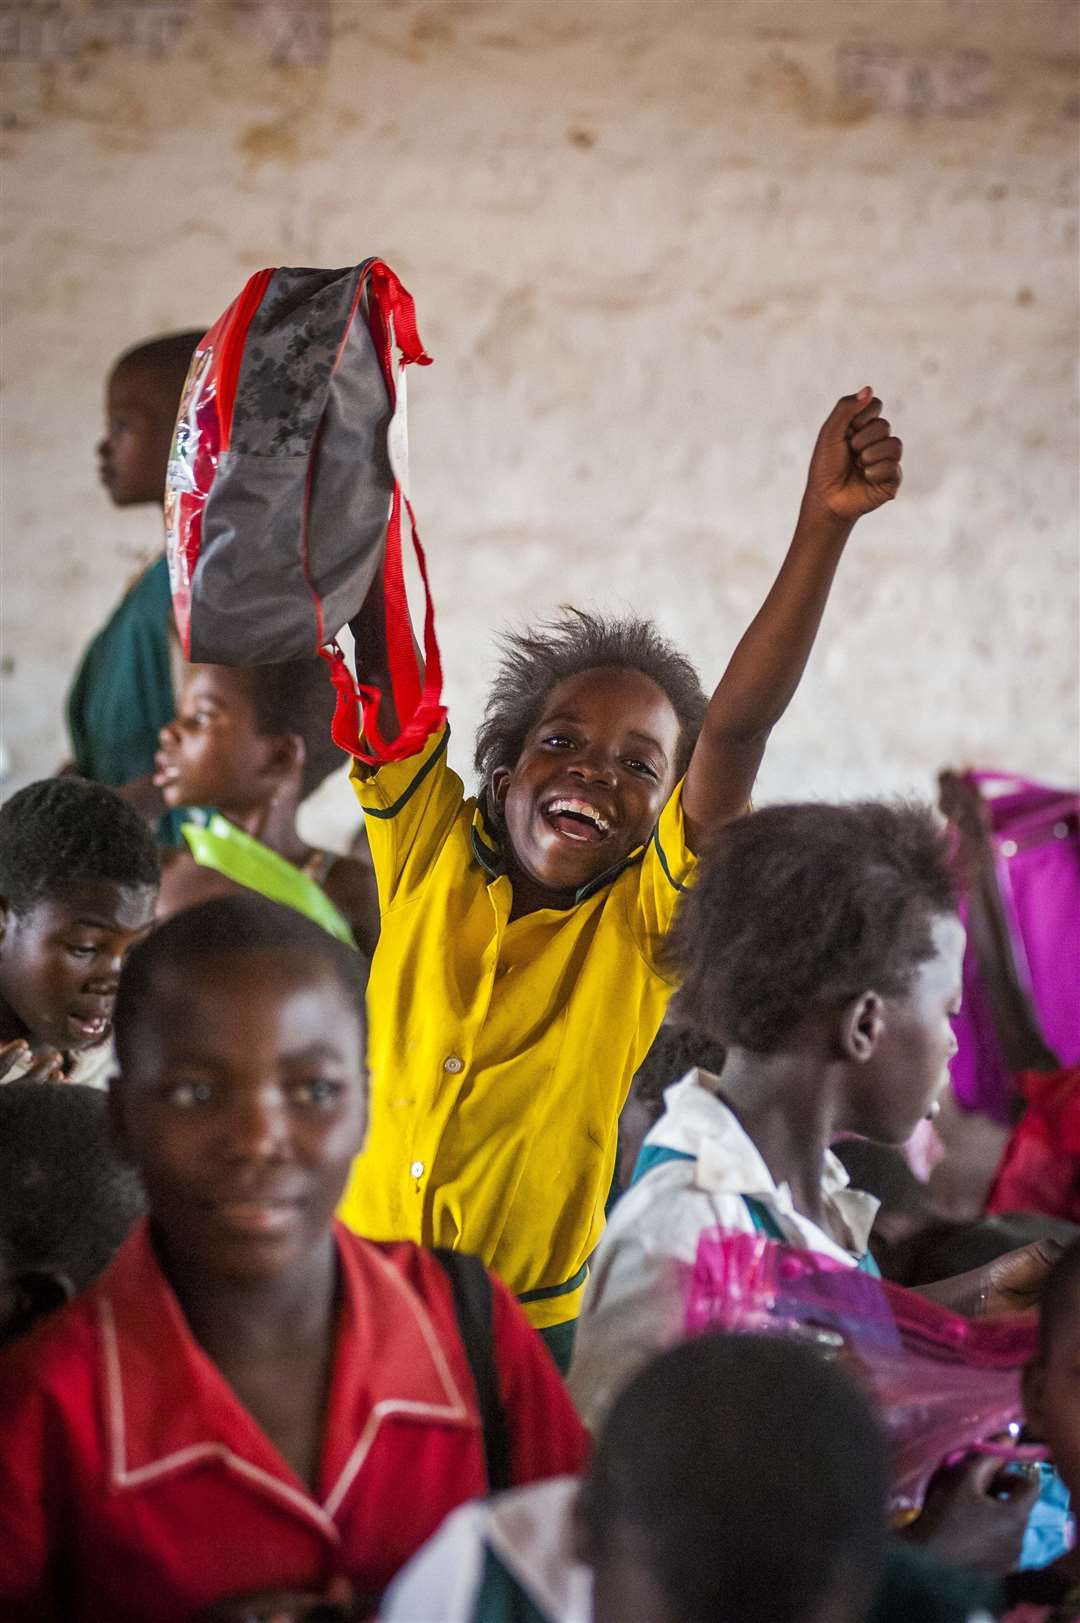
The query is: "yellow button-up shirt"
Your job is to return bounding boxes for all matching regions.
[338,727,696,1328]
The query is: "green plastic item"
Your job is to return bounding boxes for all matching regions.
[183,814,357,948]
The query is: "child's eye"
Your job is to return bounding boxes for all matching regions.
[292,1078,345,1107]
[542,734,574,749]
[65,943,98,961]
[626,758,658,779]
[165,1080,215,1108]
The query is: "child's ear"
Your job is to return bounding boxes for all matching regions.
[0,897,10,952]
[840,992,884,1062]
[261,732,305,794]
[490,767,511,814]
[1022,1357,1048,1442]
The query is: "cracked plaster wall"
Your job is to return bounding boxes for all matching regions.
[2,0,1078,803]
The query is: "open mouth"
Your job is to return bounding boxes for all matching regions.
[153,753,181,790]
[67,1012,110,1045]
[542,796,613,844]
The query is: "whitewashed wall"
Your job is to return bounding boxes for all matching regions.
[2,0,1078,804]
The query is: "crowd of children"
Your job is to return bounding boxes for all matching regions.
[0,322,1076,1623]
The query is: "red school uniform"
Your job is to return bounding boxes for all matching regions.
[0,1219,588,1623]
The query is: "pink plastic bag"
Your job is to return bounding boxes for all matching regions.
[686,1228,1039,1515]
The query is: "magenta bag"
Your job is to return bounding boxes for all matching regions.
[946,771,1080,1122]
[686,1228,1038,1516]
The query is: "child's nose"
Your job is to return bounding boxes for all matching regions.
[158,718,179,747]
[568,753,616,785]
[222,1090,289,1161]
[86,949,124,992]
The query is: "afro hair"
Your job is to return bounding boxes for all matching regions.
[582,1332,888,1623]
[473,609,707,798]
[670,800,957,1053]
[113,892,368,1073]
[0,1082,145,1298]
[0,778,160,916]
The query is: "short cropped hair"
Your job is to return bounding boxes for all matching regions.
[1039,1236,1080,1359]
[113,893,367,1072]
[671,801,957,1052]
[631,1023,728,1120]
[238,659,344,800]
[0,778,161,915]
[473,610,707,793]
[582,1332,888,1623]
[115,330,205,398]
[0,1082,145,1291]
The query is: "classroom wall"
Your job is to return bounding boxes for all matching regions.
[2,0,1078,802]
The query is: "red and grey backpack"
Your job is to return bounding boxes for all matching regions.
[164,258,444,764]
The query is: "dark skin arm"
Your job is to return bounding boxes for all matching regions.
[681,388,903,850]
[323,854,380,959]
[938,769,1059,1076]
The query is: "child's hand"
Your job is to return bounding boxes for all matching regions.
[802,388,903,525]
[902,1453,1042,1575]
[0,1039,65,1083]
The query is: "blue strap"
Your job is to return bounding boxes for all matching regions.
[630,1143,696,1186]
[632,1149,880,1275]
[743,1194,881,1276]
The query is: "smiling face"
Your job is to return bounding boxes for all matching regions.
[491,667,682,901]
[155,666,283,814]
[97,360,179,507]
[846,912,966,1144]
[0,884,157,1053]
[112,950,367,1286]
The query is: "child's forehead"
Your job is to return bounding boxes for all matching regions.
[28,882,157,935]
[182,663,251,705]
[537,667,680,733]
[148,947,353,1012]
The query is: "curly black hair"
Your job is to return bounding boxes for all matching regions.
[115,330,205,396]
[631,1023,728,1120]
[582,1332,888,1623]
[670,801,957,1053]
[234,658,345,800]
[0,778,161,915]
[0,1082,145,1306]
[113,893,367,1072]
[473,609,708,795]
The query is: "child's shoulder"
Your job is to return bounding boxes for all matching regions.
[157,847,243,919]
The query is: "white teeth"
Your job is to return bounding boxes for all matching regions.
[547,797,610,832]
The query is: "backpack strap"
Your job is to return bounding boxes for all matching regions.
[432,1249,512,1495]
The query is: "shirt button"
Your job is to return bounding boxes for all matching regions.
[410,1160,425,1178]
[442,1054,464,1074]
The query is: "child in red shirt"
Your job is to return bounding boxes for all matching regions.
[0,895,587,1623]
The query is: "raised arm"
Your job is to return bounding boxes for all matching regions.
[681,388,903,849]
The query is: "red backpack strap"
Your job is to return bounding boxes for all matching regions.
[324,261,446,765]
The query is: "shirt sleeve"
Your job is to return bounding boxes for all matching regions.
[349,726,465,912]
[625,778,698,976]
[568,1169,750,1431]
[489,1277,591,1483]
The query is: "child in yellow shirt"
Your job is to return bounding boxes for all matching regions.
[341,388,903,1367]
